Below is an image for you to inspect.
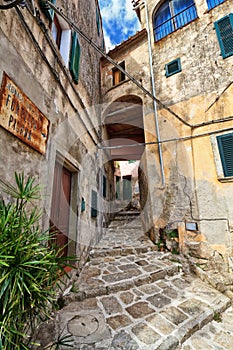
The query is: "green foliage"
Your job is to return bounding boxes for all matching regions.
[0,173,75,349]
[213,312,222,323]
[164,229,179,238]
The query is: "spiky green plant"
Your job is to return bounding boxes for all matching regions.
[0,173,75,349]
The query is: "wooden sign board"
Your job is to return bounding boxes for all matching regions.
[0,73,49,154]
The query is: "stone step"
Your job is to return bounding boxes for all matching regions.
[114,210,141,217]
[90,245,157,259]
[63,251,181,304]
[58,265,232,350]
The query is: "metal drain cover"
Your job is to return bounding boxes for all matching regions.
[67,314,99,337]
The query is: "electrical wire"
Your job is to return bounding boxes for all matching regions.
[97,126,233,149]
[15,6,98,146]
[45,0,192,128]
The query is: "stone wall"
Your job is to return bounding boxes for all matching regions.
[0,0,113,266]
[101,0,233,259]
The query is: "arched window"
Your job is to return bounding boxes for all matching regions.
[153,0,198,41]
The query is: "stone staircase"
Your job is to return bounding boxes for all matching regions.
[51,210,232,350]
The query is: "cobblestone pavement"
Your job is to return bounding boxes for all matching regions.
[55,211,233,350]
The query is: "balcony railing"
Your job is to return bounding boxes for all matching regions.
[206,0,226,10]
[154,4,197,42]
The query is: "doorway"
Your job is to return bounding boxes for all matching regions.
[50,161,71,256]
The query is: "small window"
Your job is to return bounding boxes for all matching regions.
[69,32,81,84]
[165,58,181,77]
[214,14,233,59]
[91,190,98,217]
[206,0,226,11]
[112,61,125,86]
[217,133,233,177]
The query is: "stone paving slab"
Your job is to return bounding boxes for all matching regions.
[55,211,233,350]
[181,307,233,349]
[57,273,231,350]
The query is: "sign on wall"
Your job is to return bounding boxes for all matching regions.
[0,72,49,154]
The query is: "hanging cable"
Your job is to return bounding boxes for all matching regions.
[98,126,233,149]
[45,0,192,128]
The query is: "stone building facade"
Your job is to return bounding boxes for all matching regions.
[0,0,113,266]
[101,0,233,261]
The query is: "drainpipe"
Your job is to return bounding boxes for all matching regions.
[134,0,165,188]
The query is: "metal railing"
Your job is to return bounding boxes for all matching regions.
[154,3,197,41]
[206,0,226,10]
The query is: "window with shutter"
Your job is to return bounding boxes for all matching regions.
[103,176,107,198]
[165,58,181,77]
[39,0,56,22]
[112,61,125,86]
[217,133,233,177]
[91,190,98,217]
[214,14,233,59]
[69,32,81,84]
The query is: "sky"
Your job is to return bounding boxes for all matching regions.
[99,0,141,51]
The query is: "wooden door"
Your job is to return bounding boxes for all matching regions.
[50,162,71,256]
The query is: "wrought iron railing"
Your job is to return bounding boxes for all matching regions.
[154,3,197,42]
[206,0,226,10]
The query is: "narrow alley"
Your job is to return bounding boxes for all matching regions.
[48,210,233,350]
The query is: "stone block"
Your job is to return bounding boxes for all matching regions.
[161,306,188,325]
[132,322,161,345]
[150,270,166,282]
[147,294,171,309]
[126,302,155,318]
[155,336,179,350]
[99,296,123,315]
[107,314,132,330]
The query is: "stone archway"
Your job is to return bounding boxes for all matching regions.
[104,95,145,161]
[103,95,148,211]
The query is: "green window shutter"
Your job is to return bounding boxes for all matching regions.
[39,0,56,21]
[217,133,233,177]
[214,14,233,58]
[81,197,85,212]
[91,190,98,217]
[69,32,81,84]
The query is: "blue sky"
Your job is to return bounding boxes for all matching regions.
[99,0,141,51]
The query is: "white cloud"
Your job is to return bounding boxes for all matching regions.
[104,33,115,52]
[99,0,141,47]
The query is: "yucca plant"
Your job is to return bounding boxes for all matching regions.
[0,173,75,349]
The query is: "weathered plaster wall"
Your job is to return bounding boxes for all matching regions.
[0,0,110,266]
[101,0,233,258]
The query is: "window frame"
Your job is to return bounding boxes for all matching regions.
[165,58,182,77]
[153,0,198,42]
[51,15,62,49]
[112,61,126,86]
[217,133,233,178]
[69,31,81,84]
[206,0,227,11]
[91,190,98,218]
[39,0,56,22]
[214,14,233,59]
